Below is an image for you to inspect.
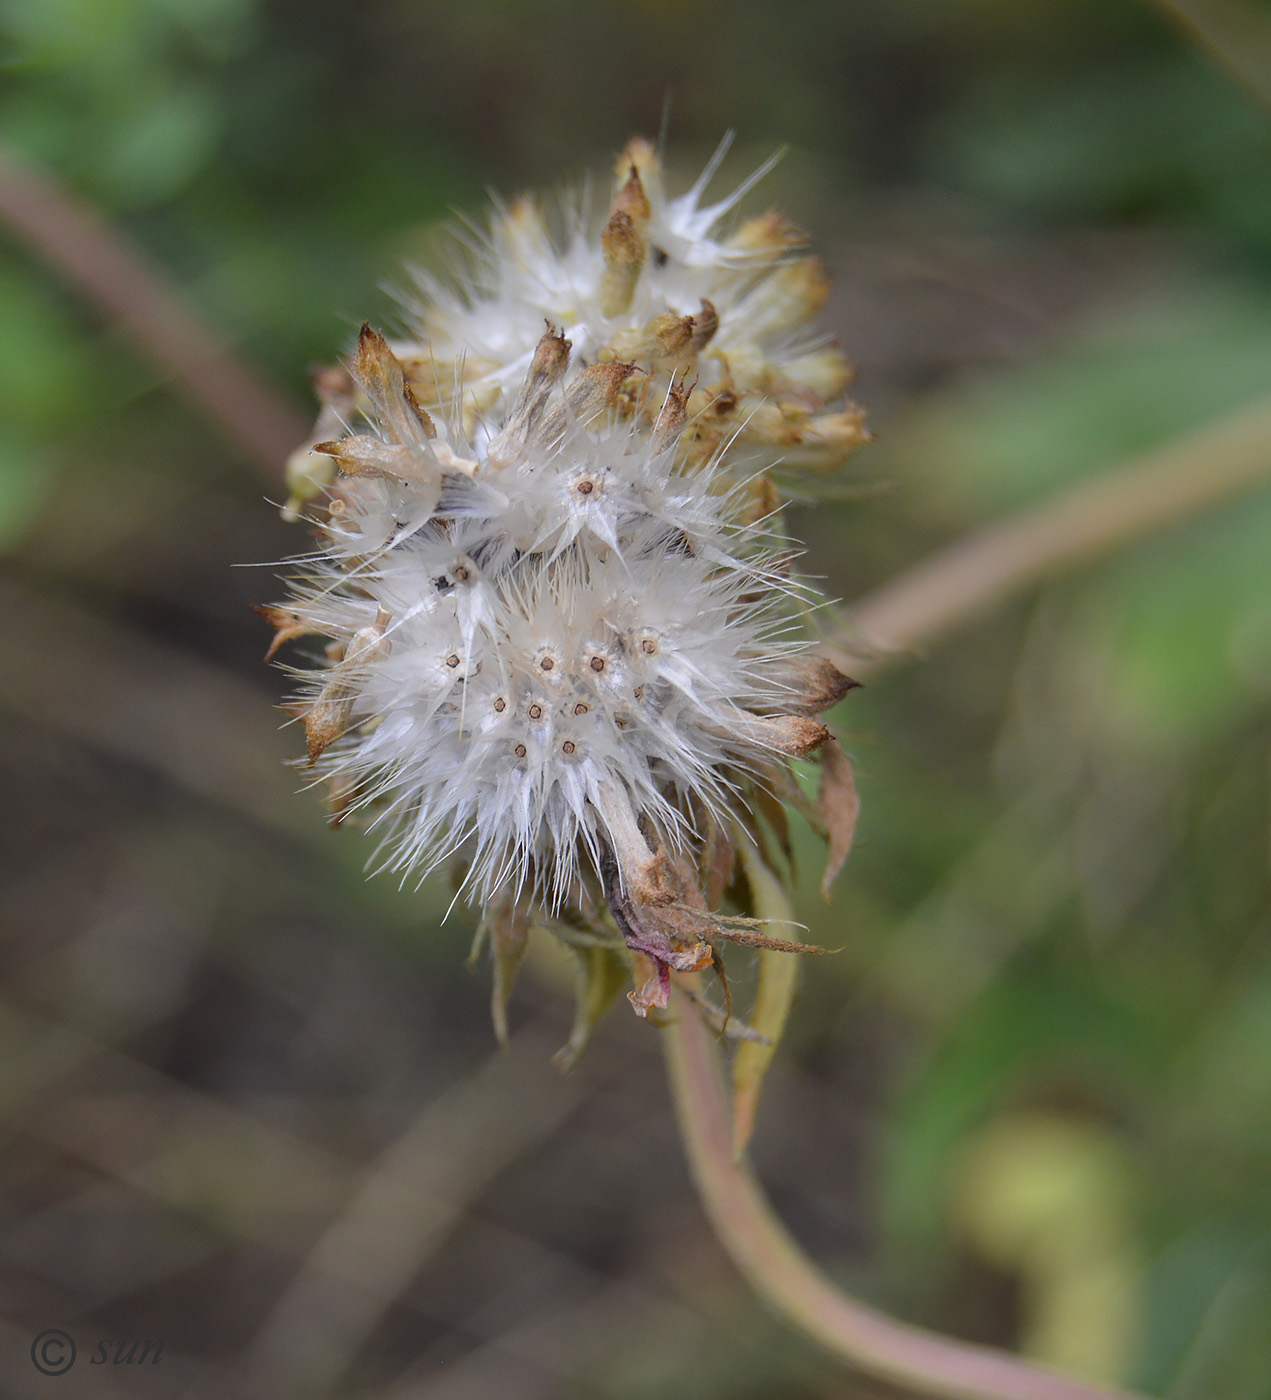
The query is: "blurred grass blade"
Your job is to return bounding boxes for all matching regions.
[731,838,800,1157]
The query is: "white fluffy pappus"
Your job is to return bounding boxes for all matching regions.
[264,138,863,1024]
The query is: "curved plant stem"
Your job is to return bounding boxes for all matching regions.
[663,1003,1146,1400]
[832,393,1271,677]
[0,140,308,477]
[651,401,1271,1396]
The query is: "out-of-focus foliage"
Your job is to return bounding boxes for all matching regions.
[2,0,1271,1396]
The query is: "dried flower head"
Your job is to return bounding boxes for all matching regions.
[262,136,865,1050]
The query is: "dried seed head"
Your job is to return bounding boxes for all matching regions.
[263,135,865,1039]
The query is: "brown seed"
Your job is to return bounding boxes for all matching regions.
[494,697,507,713]
[573,703,588,716]
[641,638,656,654]
[353,322,436,444]
[687,298,719,353]
[533,361,637,444]
[540,656,554,671]
[600,210,646,317]
[590,656,605,672]
[651,375,691,455]
[562,740,576,755]
[454,565,469,581]
[514,743,527,758]
[445,654,461,668]
[576,479,595,495]
[528,703,543,720]
[487,324,572,468]
[609,163,651,224]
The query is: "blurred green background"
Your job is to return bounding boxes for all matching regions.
[2,1,1271,1396]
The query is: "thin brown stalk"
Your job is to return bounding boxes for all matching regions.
[1147,0,1271,109]
[244,1019,590,1399]
[663,999,1146,1400]
[832,393,1271,677]
[0,140,307,476]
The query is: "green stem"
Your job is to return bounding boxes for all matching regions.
[663,1005,1146,1400]
[649,396,1271,1397]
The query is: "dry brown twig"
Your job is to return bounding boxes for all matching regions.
[1147,0,1271,110]
[830,392,1271,679]
[0,140,307,476]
